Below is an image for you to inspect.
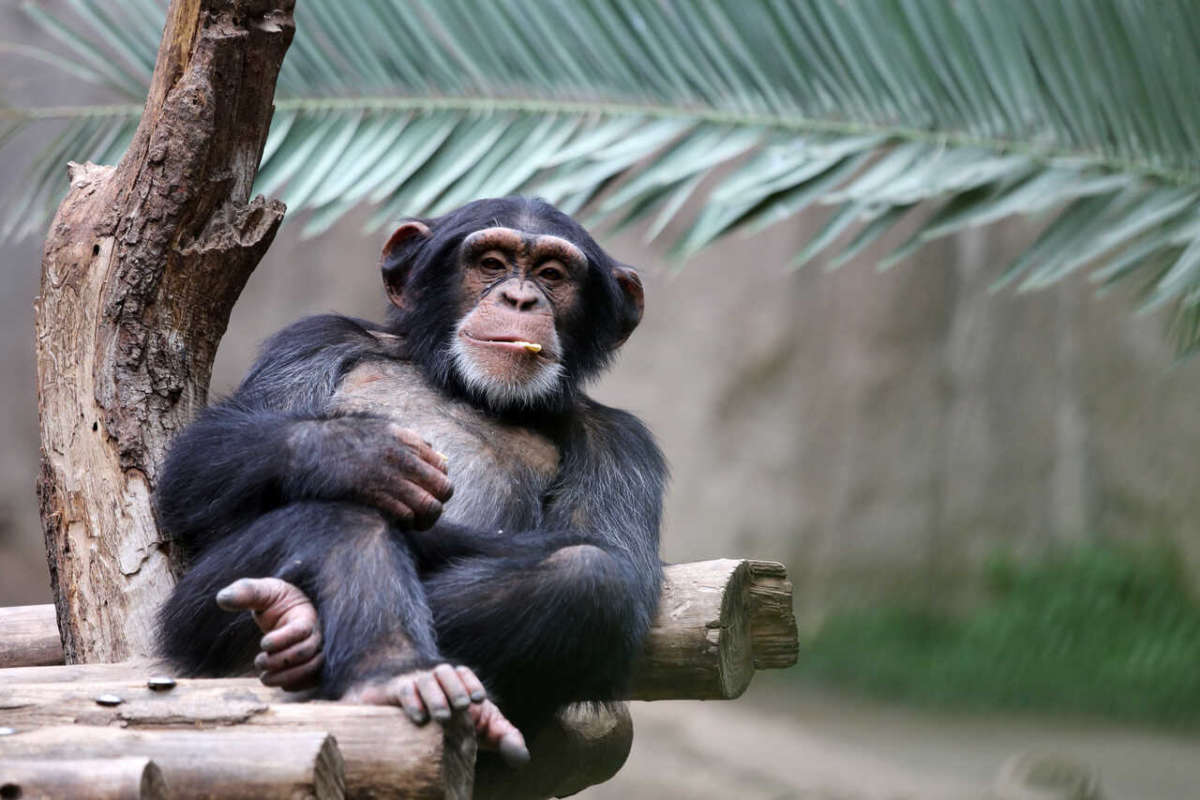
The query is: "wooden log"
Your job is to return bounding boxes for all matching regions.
[0,674,472,800]
[630,559,798,699]
[0,605,59,669]
[0,559,798,699]
[35,0,296,664]
[0,757,167,800]
[0,726,341,800]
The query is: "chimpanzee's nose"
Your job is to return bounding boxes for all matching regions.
[500,282,542,312]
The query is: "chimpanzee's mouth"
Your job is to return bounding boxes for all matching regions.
[461,331,545,355]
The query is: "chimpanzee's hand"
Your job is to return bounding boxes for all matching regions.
[216,577,324,692]
[345,666,530,767]
[285,417,453,529]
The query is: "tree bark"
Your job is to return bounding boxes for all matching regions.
[35,0,294,663]
[0,727,342,800]
[0,674,474,800]
[0,757,168,800]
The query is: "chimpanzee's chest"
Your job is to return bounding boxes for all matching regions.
[330,359,561,530]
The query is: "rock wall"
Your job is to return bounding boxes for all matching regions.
[2,2,1199,612]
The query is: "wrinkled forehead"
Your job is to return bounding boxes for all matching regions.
[460,226,587,270]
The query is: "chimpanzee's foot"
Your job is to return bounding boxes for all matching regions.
[346,665,529,766]
[216,577,325,691]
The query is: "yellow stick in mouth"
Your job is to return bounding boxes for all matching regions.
[515,341,542,353]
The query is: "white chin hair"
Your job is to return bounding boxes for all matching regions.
[450,335,565,409]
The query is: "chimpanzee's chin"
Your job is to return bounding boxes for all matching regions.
[450,340,565,412]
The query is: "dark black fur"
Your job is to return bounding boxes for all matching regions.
[156,197,665,733]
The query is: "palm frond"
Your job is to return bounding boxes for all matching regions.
[3,1,1200,350]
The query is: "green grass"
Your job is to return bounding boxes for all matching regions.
[795,542,1200,726]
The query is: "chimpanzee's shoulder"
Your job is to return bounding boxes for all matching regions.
[572,397,665,473]
[236,314,403,410]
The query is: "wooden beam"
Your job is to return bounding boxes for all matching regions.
[0,667,631,800]
[0,727,341,799]
[0,673,472,800]
[0,559,798,699]
[0,605,59,668]
[0,757,167,800]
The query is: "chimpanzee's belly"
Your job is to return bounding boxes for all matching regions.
[330,359,560,531]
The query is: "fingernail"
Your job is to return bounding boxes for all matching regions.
[500,734,531,767]
[215,588,235,605]
[431,707,452,722]
[451,695,470,710]
[260,636,274,651]
[470,689,486,703]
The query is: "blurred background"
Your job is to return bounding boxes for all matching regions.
[3,2,1200,798]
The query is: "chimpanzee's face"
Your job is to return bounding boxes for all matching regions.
[380,198,644,415]
[449,227,586,408]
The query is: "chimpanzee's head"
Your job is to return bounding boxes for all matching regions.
[380,197,643,414]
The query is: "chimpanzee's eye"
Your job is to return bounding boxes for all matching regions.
[480,256,506,273]
[539,266,564,282]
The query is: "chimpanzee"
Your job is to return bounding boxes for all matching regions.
[155,196,665,764]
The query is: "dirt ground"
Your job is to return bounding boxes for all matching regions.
[580,678,1200,800]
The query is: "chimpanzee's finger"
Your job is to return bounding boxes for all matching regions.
[470,699,530,767]
[363,489,415,527]
[415,672,452,721]
[254,632,321,672]
[258,652,324,692]
[381,450,453,502]
[389,479,442,530]
[393,679,428,724]
[433,664,471,711]
[260,617,318,654]
[215,577,281,613]
[216,577,315,634]
[455,665,488,703]
[500,732,532,767]
[389,425,448,473]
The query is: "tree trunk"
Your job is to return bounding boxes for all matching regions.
[0,727,342,800]
[35,0,294,663]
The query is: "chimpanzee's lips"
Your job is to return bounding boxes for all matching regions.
[461,330,546,355]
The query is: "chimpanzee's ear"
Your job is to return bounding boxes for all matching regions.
[612,265,644,348]
[380,220,432,309]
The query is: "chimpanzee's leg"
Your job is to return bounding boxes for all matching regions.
[158,501,438,697]
[423,543,651,731]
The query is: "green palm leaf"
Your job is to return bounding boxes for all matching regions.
[3,0,1200,350]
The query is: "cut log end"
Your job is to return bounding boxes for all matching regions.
[629,559,798,700]
[0,757,167,800]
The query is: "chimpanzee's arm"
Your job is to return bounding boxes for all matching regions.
[419,400,666,726]
[155,315,390,552]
